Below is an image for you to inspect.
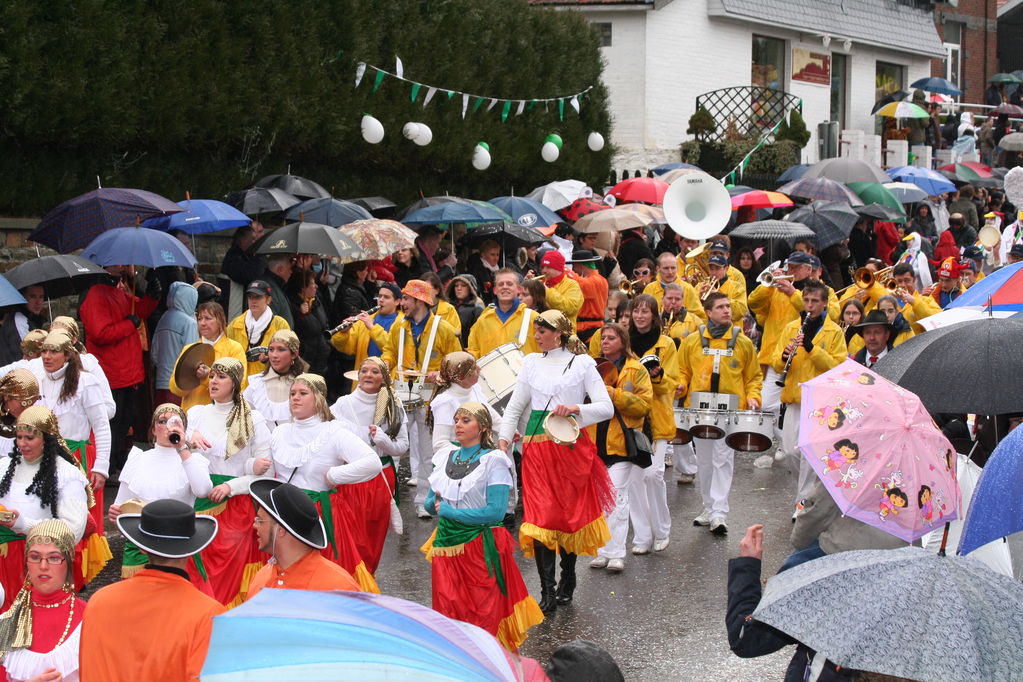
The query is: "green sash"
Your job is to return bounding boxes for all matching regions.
[302,489,338,559]
[381,456,398,504]
[0,525,25,545]
[65,438,90,477]
[434,517,506,595]
[193,474,236,513]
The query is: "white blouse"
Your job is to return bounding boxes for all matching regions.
[428,445,513,510]
[329,388,409,460]
[0,455,89,542]
[270,416,382,492]
[114,445,213,506]
[242,371,293,430]
[78,354,115,419]
[32,362,112,478]
[185,400,272,497]
[498,348,613,444]
[428,384,503,453]
[2,623,81,682]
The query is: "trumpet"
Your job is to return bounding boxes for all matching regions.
[325,305,381,336]
[835,266,895,296]
[755,261,793,288]
[527,274,547,282]
[698,278,721,301]
[617,278,645,296]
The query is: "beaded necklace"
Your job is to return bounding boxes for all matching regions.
[32,592,76,647]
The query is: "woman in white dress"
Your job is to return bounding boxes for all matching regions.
[243,330,308,431]
[497,309,614,615]
[108,404,212,583]
[48,316,114,420]
[0,407,90,611]
[185,357,272,605]
[271,373,382,592]
[0,520,84,682]
[328,356,406,573]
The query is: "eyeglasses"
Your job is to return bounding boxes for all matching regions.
[26,554,65,566]
[633,269,650,276]
[253,516,273,526]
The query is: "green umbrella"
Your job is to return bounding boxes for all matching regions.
[989,73,1023,85]
[845,182,907,218]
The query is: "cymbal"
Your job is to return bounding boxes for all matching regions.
[397,369,427,377]
[172,342,215,392]
[343,370,360,382]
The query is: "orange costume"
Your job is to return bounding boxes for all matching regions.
[572,270,609,337]
[79,567,225,682]
[247,549,361,599]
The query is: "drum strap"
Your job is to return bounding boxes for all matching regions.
[699,326,740,394]
[526,355,576,440]
[417,314,443,389]
[517,308,533,348]
[397,314,443,385]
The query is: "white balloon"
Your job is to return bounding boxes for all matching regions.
[587,132,605,152]
[361,115,385,144]
[541,141,560,163]
[472,144,491,170]
[413,124,433,146]
[402,122,421,141]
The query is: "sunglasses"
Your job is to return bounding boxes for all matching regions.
[633,269,650,276]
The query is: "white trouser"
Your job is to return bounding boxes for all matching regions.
[629,439,672,549]
[406,407,433,505]
[673,441,698,475]
[761,366,784,444]
[781,402,816,505]
[693,436,735,518]
[598,461,642,560]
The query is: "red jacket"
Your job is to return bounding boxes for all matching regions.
[874,222,900,265]
[80,282,158,389]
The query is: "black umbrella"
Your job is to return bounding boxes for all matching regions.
[855,203,906,223]
[873,317,1023,415]
[350,196,397,216]
[253,174,330,200]
[282,198,372,227]
[4,255,108,299]
[870,89,909,114]
[254,221,365,262]
[395,195,472,220]
[464,222,547,249]
[224,188,301,217]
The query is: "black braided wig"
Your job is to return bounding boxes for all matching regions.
[0,434,75,518]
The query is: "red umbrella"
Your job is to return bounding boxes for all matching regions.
[938,161,993,178]
[558,197,611,223]
[730,190,794,210]
[608,177,670,204]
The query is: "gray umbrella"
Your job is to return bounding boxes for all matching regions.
[752,546,1023,682]
[786,200,860,251]
[254,221,366,262]
[998,132,1023,152]
[803,157,890,184]
[727,219,815,241]
[873,317,1023,414]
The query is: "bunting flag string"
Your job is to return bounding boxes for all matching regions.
[719,120,784,186]
[354,59,594,121]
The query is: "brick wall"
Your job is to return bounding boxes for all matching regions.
[932,0,999,104]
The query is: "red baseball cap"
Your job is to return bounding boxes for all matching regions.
[540,250,565,270]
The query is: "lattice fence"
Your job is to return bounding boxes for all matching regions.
[694,87,802,143]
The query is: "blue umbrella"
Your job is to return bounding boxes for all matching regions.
[959,425,1023,555]
[777,164,811,183]
[886,166,957,196]
[947,262,1023,312]
[30,188,184,253]
[487,196,562,228]
[81,227,197,268]
[282,197,373,227]
[402,202,507,226]
[651,162,701,175]
[142,199,251,235]
[910,76,962,97]
[0,275,28,308]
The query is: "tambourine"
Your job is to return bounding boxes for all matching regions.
[119,498,147,515]
[640,353,662,379]
[543,413,580,445]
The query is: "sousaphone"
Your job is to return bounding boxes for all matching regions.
[662,171,732,240]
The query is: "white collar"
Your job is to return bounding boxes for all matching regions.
[867,346,889,363]
[202,334,224,345]
[45,363,68,381]
[351,387,379,405]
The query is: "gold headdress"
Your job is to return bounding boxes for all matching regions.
[294,373,332,422]
[361,357,403,439]
[269,329,301,354]
[452,401,497,450]
[0,370,40,413]
[535,309,588,355]
[210,357,254,457]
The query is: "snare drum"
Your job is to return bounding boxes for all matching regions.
[725,410,776,453]
[688,409,730,440]
[394,388,424,413]
[673,408,693,445]
[542,413,580,445]
[476,343,525,414]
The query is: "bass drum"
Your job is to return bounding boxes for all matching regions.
[476,343,525,414]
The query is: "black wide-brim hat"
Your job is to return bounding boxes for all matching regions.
[852,309,897,337]
[116,499,218,559]
[249,478,327,550]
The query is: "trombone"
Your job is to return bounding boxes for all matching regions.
[835,266,896,296]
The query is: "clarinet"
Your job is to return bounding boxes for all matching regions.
[775,313,814,387]
[325,305,381,336]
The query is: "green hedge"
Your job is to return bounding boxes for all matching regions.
[0,0,612,216]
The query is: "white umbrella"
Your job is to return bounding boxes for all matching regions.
[525,180,592,211]
[916,306,1015,331]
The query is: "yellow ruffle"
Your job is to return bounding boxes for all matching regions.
[518,516,611,557]
[496,595,545,651]
[121,562,145,580]
[224,561,263,608]
[353,561,381,594]
[419,529,467,561]
[80,534,113,584]
[198,502,229,517]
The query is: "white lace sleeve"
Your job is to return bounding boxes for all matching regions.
[499,361,532,444]
[576,362,614,428]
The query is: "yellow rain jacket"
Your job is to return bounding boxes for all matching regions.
[544,275,584,329]
[330,311,401,388]
[839,281,889,313]
[717,276,748,322]
[664,313,703,347]
[633,334,680,441]
[589,356,652,459]
[169,335,248,411]
[677,325,762,409]
[896,292,941,334]
[465,303,540,358]
[381,312,462,379]
[226,313,291,378]
[770,315,848,405]
[641,279,706,322]
[435,300,462,337]
[747,285,840,365]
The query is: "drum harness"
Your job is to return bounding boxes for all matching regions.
[698,325,741,394]
[397,313,443,399]
[517,308,534,348]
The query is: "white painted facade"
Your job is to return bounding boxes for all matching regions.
[557,0,935,171]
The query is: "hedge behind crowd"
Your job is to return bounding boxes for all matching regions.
[0,0,612,217]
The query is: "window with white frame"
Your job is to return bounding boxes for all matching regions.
[942,21,963,90]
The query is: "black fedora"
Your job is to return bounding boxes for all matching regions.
[566,249,601,264]
[117,499,218,559]
[249,478,327,550]
[852,309,896,337]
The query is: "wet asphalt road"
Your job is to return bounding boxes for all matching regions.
[377,451,797,681]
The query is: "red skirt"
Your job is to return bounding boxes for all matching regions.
[81,439,105,537]
[519,428,614,557]
[313,490,380,593]
[339,462,395,574]
[425,527,544,651]
[193,496,262,606]
[0,540,25,611]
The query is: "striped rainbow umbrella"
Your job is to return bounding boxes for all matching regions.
[201,589,539,681]
[874,101,929,118]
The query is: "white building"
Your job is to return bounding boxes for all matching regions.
[533,0,946,170]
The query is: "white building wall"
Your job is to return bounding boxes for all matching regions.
[588,9,649,151]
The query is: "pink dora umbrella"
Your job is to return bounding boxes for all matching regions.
[798,359,960,543]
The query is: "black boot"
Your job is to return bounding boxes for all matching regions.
[533,541,558,615]
[556,550,577,605]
